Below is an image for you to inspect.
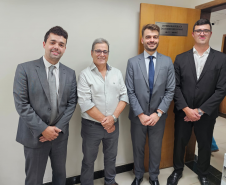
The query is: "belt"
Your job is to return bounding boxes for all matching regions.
[82,118,102,126]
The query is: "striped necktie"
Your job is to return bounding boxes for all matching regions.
[48,65,58,125]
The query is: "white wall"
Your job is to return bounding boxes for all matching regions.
[209,17,226,51]
[0,0,211,184]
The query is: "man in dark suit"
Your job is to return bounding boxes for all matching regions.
[167,19,226,185]
[126,24,175,185]
[13,26,77,185]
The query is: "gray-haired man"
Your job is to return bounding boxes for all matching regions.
[78,38,129,185]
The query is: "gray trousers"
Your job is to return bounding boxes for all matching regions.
[80,118,119,185]
[131,116,166,181]
[24,135,68,185]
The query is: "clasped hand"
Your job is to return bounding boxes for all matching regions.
[184,108,201,122]
[138,113,160,126]
[101,116,115,133]
[39,126,61,142]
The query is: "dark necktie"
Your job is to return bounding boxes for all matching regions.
[48,65,58,125]
[148,56,155,101]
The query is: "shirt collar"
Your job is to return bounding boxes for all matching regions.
[90,62,112,71]
[193,47,210,55]
[43,56,59,70]
[144,50,157,59]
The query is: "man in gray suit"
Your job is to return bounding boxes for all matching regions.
[125,24,175,185]
[13,26,77,185]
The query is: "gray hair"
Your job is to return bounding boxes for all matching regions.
[91,38,109,51]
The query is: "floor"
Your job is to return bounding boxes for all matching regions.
[77,116,226,185]
[209,116,226,172]
[80,166,202,185]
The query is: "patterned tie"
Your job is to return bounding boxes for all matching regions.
[148,56,155,101]
[48,65,58,125]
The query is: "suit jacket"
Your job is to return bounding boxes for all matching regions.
[125,52,175,124]
[174,48,226,118]
[13,57,77,148]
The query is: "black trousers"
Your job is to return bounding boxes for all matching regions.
[173,114,216,177]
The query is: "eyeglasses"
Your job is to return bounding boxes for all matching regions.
[194,29,211,35]
[94,50,109,55]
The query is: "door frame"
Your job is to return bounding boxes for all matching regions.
[221,34,226,53]
[196,0,226,20]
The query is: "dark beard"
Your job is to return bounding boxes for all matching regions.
[144,43,159,51]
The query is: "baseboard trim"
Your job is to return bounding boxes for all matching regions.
[219,112,226,118]
[42,153,223,185]
[43,163,134,185]
[185,155,222,185]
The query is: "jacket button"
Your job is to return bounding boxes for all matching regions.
[48,108,51,111]
[147,91,149,93]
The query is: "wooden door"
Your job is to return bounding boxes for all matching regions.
[138,3,201,170]
[219,34,226,114]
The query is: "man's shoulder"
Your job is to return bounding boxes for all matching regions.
[129,53,142,60]
[176,49,192,58]
[110,66,123,76]
[172,49,193,65]
[79,65,91,77]
[157,52,173,66]
[157,52,171,60]
[18,58,42,68]
[211,48,226,58]
[59,63,75,74]
[110,66,120,72]
[128,53,144,64]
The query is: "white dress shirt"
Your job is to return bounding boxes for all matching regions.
[77,62,129,123]
[144,50,157,75]
[43,56,60,95]
[193,47,210,79]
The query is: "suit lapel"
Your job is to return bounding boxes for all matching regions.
[154,52,163,85]
[58,63,66,107]
[187,49,197,82]
[197,48,215,83]
[35,57,51,104]
[137,53,149,87]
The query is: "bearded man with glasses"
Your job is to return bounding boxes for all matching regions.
[167,19,226,185]
[77,38,129,185]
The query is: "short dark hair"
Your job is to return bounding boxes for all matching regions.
[193,19,212,32]
[44,26,68,43]
[142,24,160,37]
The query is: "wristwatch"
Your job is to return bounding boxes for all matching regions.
[197,108,203,116]
[112,114,118,122]
[156,111,162,118]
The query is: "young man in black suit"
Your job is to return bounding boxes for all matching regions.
[167,19,226,185]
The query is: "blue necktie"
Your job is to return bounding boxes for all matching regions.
[148,56,155,101]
